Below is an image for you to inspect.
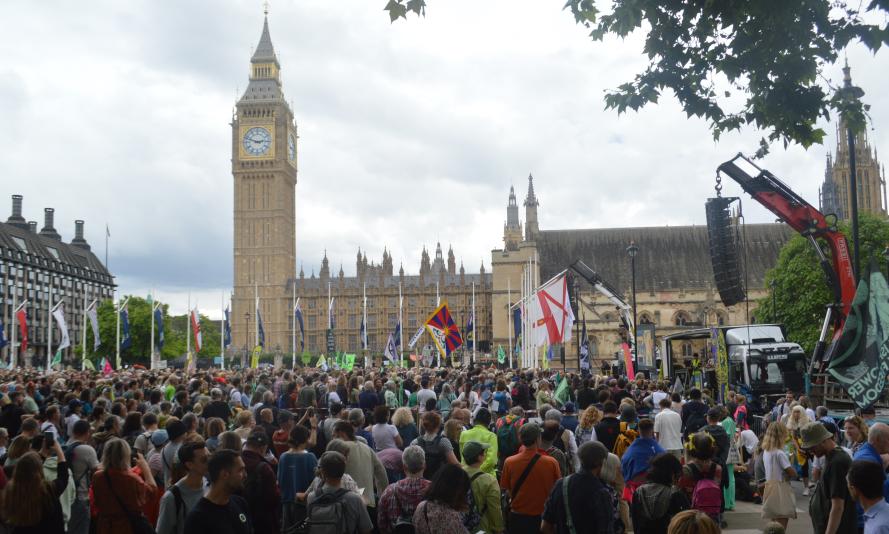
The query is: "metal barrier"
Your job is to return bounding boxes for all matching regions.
[751,415,767,436]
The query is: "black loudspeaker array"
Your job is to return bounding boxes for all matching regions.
[705,197,747,307]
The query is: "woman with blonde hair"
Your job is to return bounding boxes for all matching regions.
[843,415,869,455]
[785,405,812,494]
[444,418,464,462]
[392,406,419,449]
[0,442,69,533]
[760,422,797,528]
[90,437,157,534]
[575,405,601,446]
[666,510,720,534]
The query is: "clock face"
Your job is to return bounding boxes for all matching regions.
[288,133,296,161]
[243,127,271,156]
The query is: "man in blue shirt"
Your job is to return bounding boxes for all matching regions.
[621,418,664,484]
[853,423,889,500]
[848,460,889,534]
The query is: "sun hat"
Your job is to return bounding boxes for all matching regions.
[799,422,833,449]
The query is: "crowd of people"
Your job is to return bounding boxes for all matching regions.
[0,364,887,534]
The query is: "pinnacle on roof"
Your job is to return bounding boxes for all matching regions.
[524,173,538,207]
[842,57,852,87]
[251,15,278,64]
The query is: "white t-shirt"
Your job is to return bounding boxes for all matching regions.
[654,408,683,450]
[372,424,400,451]
[739,429,759,454]
[652,391,669,407]
[416,388,437,413]
[763,449,792,481]
[65,414,81,438]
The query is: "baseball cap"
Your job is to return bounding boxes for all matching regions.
[462,441,490,464]
[150,429,170,447]
[246,429,270,447]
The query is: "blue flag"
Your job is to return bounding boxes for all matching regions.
[513,308,522,354]
[359,316,368,350]
[257,310,265,348]
[0,318,7,349]
[154,308,164,351]
[394,322,401,348]
[294,304,305,351]
[223,307,232,348]
[120,309,132,351]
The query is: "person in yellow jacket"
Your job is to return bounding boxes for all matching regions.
[459,408,499,476]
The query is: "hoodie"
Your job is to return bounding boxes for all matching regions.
[43,456,76,524]
[632,482,689,534]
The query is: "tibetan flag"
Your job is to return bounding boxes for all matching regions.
[465,312,474,351]
[155,307,164,351]
[87,303,101,351]
[191,308,202,352]
[224,306,232,349]
[16,306,27,353]
[529,272,575,345]
[257,310,265,348]
[0,318,7,349]
[294,303,305,351]
[424,303,463,359]
[120,308,132,351]
[384,332,398,363]
[52,305,71,352]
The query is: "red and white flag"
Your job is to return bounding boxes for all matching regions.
[15,305,27,354]
[529,272,575,345]
[191,308,202,352]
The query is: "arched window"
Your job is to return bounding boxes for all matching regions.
[681,342,693,357]
[639,312,654,325]
[674,310,692,326]
[589,336,599,357]
[713,310,728,326]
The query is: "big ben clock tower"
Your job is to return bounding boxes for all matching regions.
[232,12,297,356]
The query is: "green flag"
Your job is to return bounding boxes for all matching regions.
[83,358,96,371]
[316,354,327,369]
[343,353,356,372]
[828,264,889,408]
[51,351,62,368]
[301,350,312,366]
[554,375,570,405]
[497,345,506,364]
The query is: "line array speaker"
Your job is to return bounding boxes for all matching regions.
[706,197,747,306]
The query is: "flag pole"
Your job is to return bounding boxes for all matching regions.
[187,292,191,367]
[47,274,54,371]
[10,289,16,369]
[150,291,155,370]
[363,282,368,368]
[291,284,296,370]
[255,282,259,349]
[221,292,226,370]
[115,291,120,370]
[399,281,403,366]
[472,281,476,367]
[81,288,87,371]
[507,278,512,369]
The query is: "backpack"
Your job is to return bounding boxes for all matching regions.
[687,463,722,519]
[243,457,274,514]
[612,422,638,458]
[417,434,445,480]
[462,472,486,532]
[496,416,523,459]
[64,442,91,489]
[306,487,350,534]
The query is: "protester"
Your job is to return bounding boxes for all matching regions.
[91,437,157,534]
[333,420,389,525]
[800,421,857,534]
[184,449,253,534]
[0,441,69,534]
[372,405,403,452]
[621,418,664,497]
[844,416,869,455]
[847,460,889,534]
[499,423,560,534]
[760,422,797,528]
[393,407,419,449]
[413,463,471,534]
[277,424,318,530]
[377,445,431,534]
[541,440,615,534]
[631,452,689,534]
[666,509,720,534]
[458,408,498,475]
[413,411,459,479]
[156,441,209,534]
[306,450,374,534]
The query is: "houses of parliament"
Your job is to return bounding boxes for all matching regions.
[230,15,882,369]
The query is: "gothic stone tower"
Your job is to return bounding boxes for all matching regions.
[232,14,298,354]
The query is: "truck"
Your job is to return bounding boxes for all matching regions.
[661,324,807,408]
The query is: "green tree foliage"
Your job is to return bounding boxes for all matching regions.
[87,296,221,366]
[756,213,889,352]
[385,0,888,152]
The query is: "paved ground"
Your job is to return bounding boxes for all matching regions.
[722,480,812,533]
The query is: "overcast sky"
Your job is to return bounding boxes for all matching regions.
[2,0,887,318]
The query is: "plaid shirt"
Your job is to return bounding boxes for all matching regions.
[377,476,431,534]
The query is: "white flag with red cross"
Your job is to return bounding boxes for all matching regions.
[529,272,575,346]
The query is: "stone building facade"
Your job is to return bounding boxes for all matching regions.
[293,245,492,360]
[231,15,298,353]
[491,176,793,370]
[819,63,887,220]
[0,195,115,367]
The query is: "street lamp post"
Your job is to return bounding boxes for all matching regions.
[883,245,889,280]
[839,62,865,279]
[770,280,778,323]
[626,241,639,371]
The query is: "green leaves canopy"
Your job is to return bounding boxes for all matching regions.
[385,0,888,152]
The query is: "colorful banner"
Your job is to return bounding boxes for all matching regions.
[424,303,463,360]
[713,328,729,404]
[251,345,261,368]
[621,342,635,380]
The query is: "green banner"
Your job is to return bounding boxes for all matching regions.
[828,266,889,408]
[497,345,506,364]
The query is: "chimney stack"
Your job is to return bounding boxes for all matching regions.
[71,220,90,250]
[6,195,28,229]
[28,221,37,233]
[39,208,61,240]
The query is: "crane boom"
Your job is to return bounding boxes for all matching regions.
[570,259,635,353]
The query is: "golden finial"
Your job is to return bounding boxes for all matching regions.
[263,1,269,16]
